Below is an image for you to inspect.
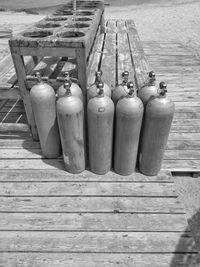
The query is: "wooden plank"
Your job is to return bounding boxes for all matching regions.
[116,20,134,85]
[1,253,199,267]
[0,182,177,197]
[0,231,196,253]
[0,112,27,123]
[173,112,200,119]
[0,159,65,170]
[168,133,200,141]
[165,150,200,160]
[100,20,116,90]
[0,132,32,140]
[172,119,200,126]
[163,160,200,171]
[87,31,104,86]
[0,123,29,132]
[126,20,150,88]
[0,213,188,231]
[0,196,184,213]
[26,56,60,83]
[0,170,173,182]
[0,139,39,148]
[166,140,200,150]
[0,54,13,80]
[171,124,200,133]
[174,106,200,112]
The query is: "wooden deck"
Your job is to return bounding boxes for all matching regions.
[143,41,200,174]
[1,30,200,174]
[0,19,200,266]
[0,146,199,266]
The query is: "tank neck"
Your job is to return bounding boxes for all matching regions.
[148,77,156,86]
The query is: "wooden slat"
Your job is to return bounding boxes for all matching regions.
[0,181,177,197]
[87,30,104,86]
[100,20,116,90]
[0,55,13,81]
[166,140,200,150]
[171,124,200,133]
[168,133,200,141]
[126,20,150,88]
[165,150,200,160]
[163,160,200,171]
[0,231,196,253]
[0,170,173,182]
[0,253,199,267]
[26,56,60,82]
[116,20,134,85]
[0,123,29,132]
[0,196,184,213]
[0,112,27,123]
[0,213,188,231]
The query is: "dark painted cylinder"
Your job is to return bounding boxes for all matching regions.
[87,70,111,101]
[138,71,158,105]
[57,71,83,101]
[56,81,85,173]
[114,82,144,175]
[139,82,175,176]
[87,82,114,174]
[30,73,61,158]
[112,70,129,105]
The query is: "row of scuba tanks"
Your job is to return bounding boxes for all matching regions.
[30,70,175,176]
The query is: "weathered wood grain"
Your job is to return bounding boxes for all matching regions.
[0,123,29,132]
[0,231,196,253]
[0,169,173,182]
[0,253,199,267]
[0,213,188,231]
[0,196,184,213]
[162,160,200,171]
[0,181,177,197]
[100,20,116,90]
[165,150,200,160]
[117,20,134,84]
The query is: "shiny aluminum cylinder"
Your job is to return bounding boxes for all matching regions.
[138,71,158,105]
[139,82,175,176]
[112,70,129,105]
[56,80,85,173]
[87,70,111,101]
[87,82,114,174]
[30,72,61,158]
[114,81,144,175]
[57,71,83,101]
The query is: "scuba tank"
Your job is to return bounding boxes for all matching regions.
[87,70,111,101]
[56,80,85,173]
[112,70,129,105]
[57,71,83,101]
[138,71,157,105]
[87,82,114,174]
[30,72,61,158]
[139,82,175,176]
[114,81,144,175]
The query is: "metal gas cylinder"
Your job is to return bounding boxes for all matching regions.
[56,80,85,173]
[57,71,83,101]
[114,81,144,175]
[139,82,175,176]
[30,72,61,158]
[112,70,129,105]
[87,82,114,174]
[87,70,111,101]
[138,71,158,105]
